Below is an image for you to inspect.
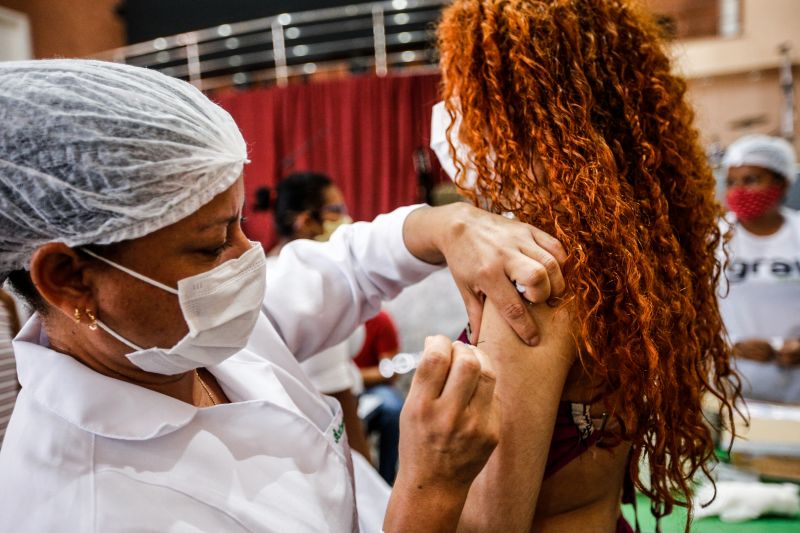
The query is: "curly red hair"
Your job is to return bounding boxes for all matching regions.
[437,0,741,526]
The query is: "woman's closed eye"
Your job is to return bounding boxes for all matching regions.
[203,216,248,258]
[204,240,233,258]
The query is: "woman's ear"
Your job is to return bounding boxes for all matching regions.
[292,211,322,239]
[29,243,94,320]
[292,211,310,233]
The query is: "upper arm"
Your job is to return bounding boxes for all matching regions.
[458,299,577,532]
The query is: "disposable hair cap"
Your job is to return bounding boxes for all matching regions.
[0,59,248,283]
[722,134,797,184]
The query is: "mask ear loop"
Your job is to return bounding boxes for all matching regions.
[81,248,179,295]
[80,248,172,352]
[95,320,145,351]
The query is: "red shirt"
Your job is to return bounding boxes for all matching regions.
[353,311,399,369]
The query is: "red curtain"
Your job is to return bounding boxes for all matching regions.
[213,73,444,249]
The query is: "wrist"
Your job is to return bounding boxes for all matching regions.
[403,205,448,265]
[384,473,470,533]
[435,202,469,261]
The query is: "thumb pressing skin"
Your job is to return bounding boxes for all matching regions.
[468,344,496,380]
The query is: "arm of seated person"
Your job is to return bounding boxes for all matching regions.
[360,366,386,387]
[732,339,775,362]
[778,338,800,367]
[457,299,577,532]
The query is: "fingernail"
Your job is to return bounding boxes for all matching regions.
[424,336,432,349]
[528,336,540,346]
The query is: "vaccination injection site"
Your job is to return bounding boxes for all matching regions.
[1,0,800,531]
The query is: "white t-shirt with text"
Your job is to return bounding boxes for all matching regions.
[719,208,800,403]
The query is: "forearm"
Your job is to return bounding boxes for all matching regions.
[264,205,440,359]
[403,203,466,265]
[458,301,576,532]
[384,477,470,533]
[361,366,387,387]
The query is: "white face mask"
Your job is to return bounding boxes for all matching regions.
[82,242,267,375]
[430,100,496,190]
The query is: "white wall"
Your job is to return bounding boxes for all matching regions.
[0,6,31,61]
[665,0,800,156]
[670,0,799,79]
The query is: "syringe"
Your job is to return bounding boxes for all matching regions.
[378,352,424,379]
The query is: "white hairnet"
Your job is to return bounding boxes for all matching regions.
[722,134,797,184]
[0,59,248,283]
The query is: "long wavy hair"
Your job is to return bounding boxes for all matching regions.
[437,0,741,526]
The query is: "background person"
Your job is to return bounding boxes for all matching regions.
[719,134,800,404]
[353,309,404,484]
[265,172,350,257]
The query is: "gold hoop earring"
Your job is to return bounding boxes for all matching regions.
[73,307,81,324]
[85,309,98,331]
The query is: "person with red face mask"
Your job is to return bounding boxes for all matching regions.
[719,134,800,403]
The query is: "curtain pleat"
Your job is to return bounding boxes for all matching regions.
[213,73,444,249]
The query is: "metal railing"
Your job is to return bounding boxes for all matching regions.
[92,0,448,91]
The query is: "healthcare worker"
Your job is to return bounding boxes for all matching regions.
[0,60,566,532]
[719,134,800,403]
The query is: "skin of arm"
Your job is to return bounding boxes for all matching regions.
[778,338,800,366]
[360,366,386,387]
[733,339,775,362]
[403,203,567,346]
[457,299,577,532]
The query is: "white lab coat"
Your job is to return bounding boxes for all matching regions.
[0,206,440,532]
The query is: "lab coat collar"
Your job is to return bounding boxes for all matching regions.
[13,314,198,440]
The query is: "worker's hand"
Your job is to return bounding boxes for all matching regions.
[404,203,567,346]
[732,339,775,363]
[777,339,800,367]
[384,336,500,532]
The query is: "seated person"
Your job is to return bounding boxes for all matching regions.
[431,1,741,530]
[718,134,800,404]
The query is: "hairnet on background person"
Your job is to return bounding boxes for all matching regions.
[0,59,249,284]
[722,134,798,183]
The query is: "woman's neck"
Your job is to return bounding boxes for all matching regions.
[739,209,785,236]
[45,318,220,406]
[267,237,292,257]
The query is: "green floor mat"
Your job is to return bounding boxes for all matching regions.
[621,494,800,532]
